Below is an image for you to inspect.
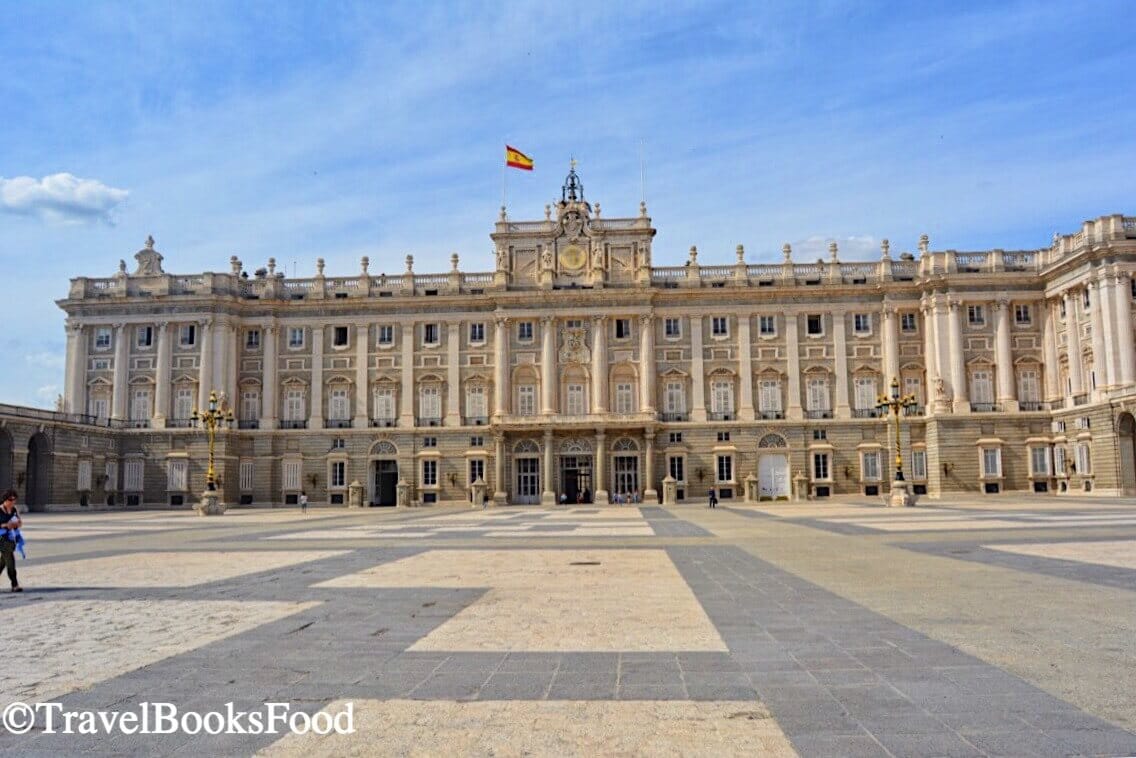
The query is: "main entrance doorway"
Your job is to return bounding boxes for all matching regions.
[515,458,541,504]
[560,455,593,503]
[613,455,639,498]
[758,454,790,499]
[373,460,398,506]
[1120,412,1136,495]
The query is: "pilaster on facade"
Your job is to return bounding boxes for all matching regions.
[445,322,461,426]
[310,325,325,429]
[639,313,656,415]
[111,323,128,421]
[1064,291,1085,397]
[1113,272,1136,386]
[153,322,171,428]
[399,323,415,426]
[354,324,370,428]
[947,300,970,413]
[993,300,1018,412]
[736,314,754,421]
[832,311,850,419]
[591,315,607,414]
[540,316,556,415]
[493,316,509,419]
[784,314,802,420]
[689,315,707,422]
[261,324,278,430]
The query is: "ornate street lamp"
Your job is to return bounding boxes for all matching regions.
[877,377,918,506]
[191,390,234,493]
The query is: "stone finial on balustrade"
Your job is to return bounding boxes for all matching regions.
[782,243,792,262]
[736,244,745,263]
[316,258,325,276]
[499,206,507,221]
[640,201,648,217]
[451,253,460,272]
[230,256,241,275]
[268,258,277,276]
[880,239,890,260]
[117,259,127,276]
[545,204,552,221]
[828,241,838,262]
[405,254,414,274]
[361,256,369,274]
[594,202,601,217]
[919,234,930,255]
[688,245,698,265]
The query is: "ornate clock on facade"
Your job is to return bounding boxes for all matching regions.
[559,244,586,271]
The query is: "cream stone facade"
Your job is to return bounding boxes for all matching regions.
[6,167,1136,509]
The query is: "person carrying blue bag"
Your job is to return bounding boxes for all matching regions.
[0,489,24,592]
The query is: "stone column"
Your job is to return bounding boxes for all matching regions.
[355,324,370,427]
[1114,273,1136,386]
[736,314,754,421]
[1042,300,1060,401]
[934,297,954,410]
[197,320,213,401]
[310,325,324,429]
[882,306,899,385]
[541,429,555,505]
[639,314,656,414]
[643,434,658,503]
[261,324,278,429]
[594,431,608,504]
[541,316,556,415]
[111,323,129,421]
[1098,271,1118,389]
[445,321,461,426]
[785,313,802,419]
[1065,291,1085,396]
[948,301,969,411]
[921,301,940,413]
[832,311,850,418]
[214,319,231,407]
[493,434,506,503]
[690,315,707,421]
[66,322,87,415]
[1089,282,1109,394]
[994,300,1016,409]
[226,323,239,414]
[400,323,415,426]
[494,317,509,418]
[591,316,607,413]
[153,322,171,428]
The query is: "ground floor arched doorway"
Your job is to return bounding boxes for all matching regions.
[25,432,51,511]
[1119,412,1136,495]
[758,454,790,499]
[0,430,12,492]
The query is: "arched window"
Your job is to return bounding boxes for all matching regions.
[758,434,787,448]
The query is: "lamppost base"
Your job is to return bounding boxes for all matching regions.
[196,490,227,516]
[887,479,915,508]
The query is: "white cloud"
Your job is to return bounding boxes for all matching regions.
[25,351,66,370]
[35,384,60,406]
[0,173,129,225]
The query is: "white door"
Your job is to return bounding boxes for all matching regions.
[758,455,789,499]
[515,458,541,504]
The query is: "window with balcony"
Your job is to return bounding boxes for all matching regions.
[710,380,734,417]
[241,391,259,424]
[517,385,536,416]
[173,387,194,421]
[664,381,686,419]
[284,389,306,423]
[419,385,441,421]
[465,385,487,422]
[328,387,350,421]
[970,370,994,405]
[373,387,395,423]
[130,388,152,423]
[853,376,878,413]
[566,384,586,415]
[614,383,634,414]
[806,377,830,414]
[758,379,781,417]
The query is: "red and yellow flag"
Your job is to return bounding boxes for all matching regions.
[505,145,534,171]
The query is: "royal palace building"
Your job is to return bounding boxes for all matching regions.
[5,167,1136,510]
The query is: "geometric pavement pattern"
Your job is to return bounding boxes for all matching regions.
[1,501,1134,756]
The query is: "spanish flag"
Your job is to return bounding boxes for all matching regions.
[505,145,534,171]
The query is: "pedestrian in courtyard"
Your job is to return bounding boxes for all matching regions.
[708,488,718,509]
[0,489,23,592]
[299,491,308,513]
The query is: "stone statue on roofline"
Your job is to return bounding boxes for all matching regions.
[133,235,164,277]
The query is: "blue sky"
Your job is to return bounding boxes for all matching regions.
[1,1,1134,407]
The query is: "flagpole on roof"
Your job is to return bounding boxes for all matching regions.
[501,140,507,212]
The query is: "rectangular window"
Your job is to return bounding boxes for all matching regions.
[716,455,733,482]
[330,438,345,450]
[1059,300,1067,318]
[178,325,196,347]
[470,436,484,447]
[282,460,301,490]
[373,387,395,420]
[419,385,441,419]
[333,326,349,346]
[136,326,153,348]
[614,318,631,339]
[664,318,681,338]
[423,323,439,345]
[77,459,92,491]
[668,432,683,443]
[812,453,830,480]
[1018,369,1040,403]
[903,376,923,404]
[716,431,730,442]
[328,387,350,420]
[710,380,733,415]
[813,429,827,441]
[105,460,118,491]
[91,397,109,421]
[900,313,917,332]
[239,461,254,491]
[131,389,151,421]
[970,370,994,404]
[982,448,1002,477]
[711,316,729,336]
[241,390,259,421]
[466,385,487,419]
[967,305,986,326]
[174,387,194,420]
[1075,443,1092,475]
[912,450,927,480]
[806,315,823,336]
[517,385,536,416]
[807,377,830,411]
[288,327,304,348]
[861,451,880,481]
[1082,289,1090,309]
[330,460,346,488]
[1054,445,1066,475]
[853,314,871,334]
[469,459,485,485]
[422,459,438,486]
[660,454,681,484]
[245,329,261,349]
[759,316,776,336]
[124,459,144,491]
[167,459,188,491]
[469,323,485,343]
[422,436,437,448]
[1030,447,1050,476]
[1014,304,1032,325]
[665,382,685,414]
[566,383,586,415]
[614,383,634,414]
[95,327,112,349]
[93,359,111,370]
[854,377,877,410]
[284,389,305,421]
[377,325,394,345]
[517,322,533,341]
[566,320,582,329]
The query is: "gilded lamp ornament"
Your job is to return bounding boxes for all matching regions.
[876,377,918,482]
[191,390,234,491]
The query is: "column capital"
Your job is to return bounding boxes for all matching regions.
[540,314,554,325]
[113,322,126,331]
[495,315,510,327]
[993,298,1010,312]
[66,320,84,334]
[638,313,653,327]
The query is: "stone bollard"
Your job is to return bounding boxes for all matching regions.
[396,478,411,508]
[793,472,809,502]
[744,473,758,503]
[347,479,364,508]
[661,474,677,506]
[471,476,488,508]
[196,489,226,516]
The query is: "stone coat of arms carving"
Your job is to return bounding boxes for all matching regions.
[559,326,590,364]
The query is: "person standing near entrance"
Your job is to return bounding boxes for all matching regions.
[0,489,23,592]
[299,491,308,513]
[708,488,718,508]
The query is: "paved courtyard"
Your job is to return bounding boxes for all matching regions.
[1,497,1135,756]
